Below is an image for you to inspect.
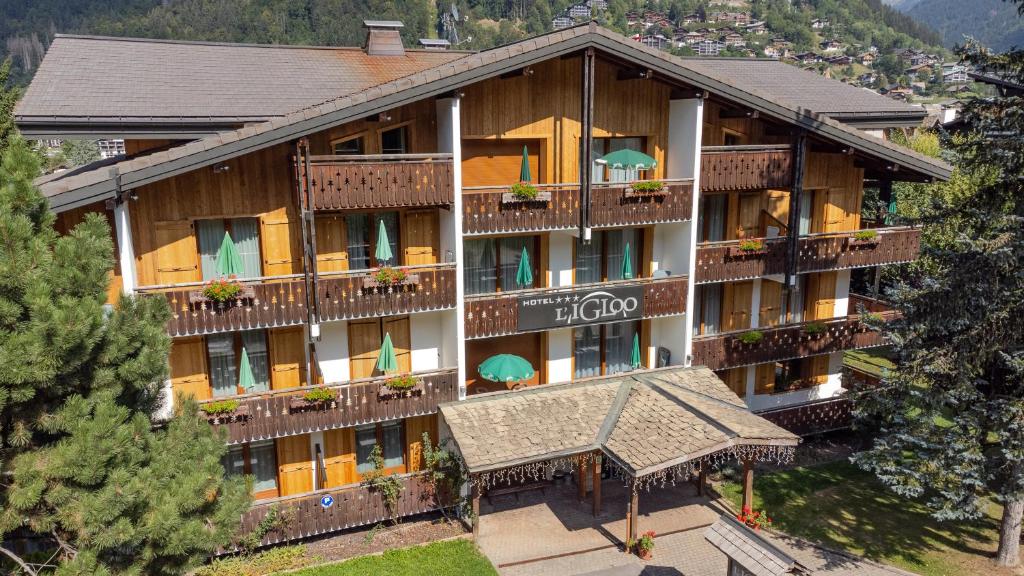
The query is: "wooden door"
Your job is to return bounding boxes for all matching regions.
[169,337,210,401]
[402,210,438,266]
[405,414,437,472]
[151,220,200,285]
[462,139,541,186]
[348,319,383,379]
[755,363,776,395]
[323,428,356,488]
[276,434,313,496]
[803,272,837,321]
[718,367,747,398]
[758,280,784,328]
[383,316,412,374]
[269,327,306,390]
[722,281,753,331]
[260,209,299,276]
[315,215,349,273]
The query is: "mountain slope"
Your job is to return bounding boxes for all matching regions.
[901,0,1024,51]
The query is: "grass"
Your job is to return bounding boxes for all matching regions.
[843,347,895,379]
[719,460,1009,576]
[278,539,498,576]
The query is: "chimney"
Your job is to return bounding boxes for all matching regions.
[418,38,451,50]
[364,20,405,56]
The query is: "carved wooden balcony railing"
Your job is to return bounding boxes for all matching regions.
[143,264,456,337]
[462,184,580,235]
[695,237,788,284]
[306,154,454,210]
[241,472,440,547]
[691,301,899,371]
[756,396,853,437]
[700,145,793,192]
[796,227,921,273]
[464,275,688,339]
[201,368,458,445]
[590,180,694,227]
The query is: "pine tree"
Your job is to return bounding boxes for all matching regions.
[0,58,17,153]
[853,8,1024,567]
[0,134,250,574]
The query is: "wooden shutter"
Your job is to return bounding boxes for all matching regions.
[348,319,383,379]
[383,316,412,373]
[462,139,540,187]
[765,189,790,235]
[804,272,837,321]
[718,367,747,398]
[151,220,200,285]
[758,280,784,328]
[315,215,349,273]
[755,363,776,395]
[276,434,313,496]
[269,327,306,390]
[402,210,438,266]
[736,192,762,239]
[405,414,438,472]
[323,428,356,488]
[722,281,753,331]
[823,188,850,233]
[169,337,210,401]
[260,209,299,276]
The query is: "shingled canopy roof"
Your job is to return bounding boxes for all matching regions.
[439,366,799,479]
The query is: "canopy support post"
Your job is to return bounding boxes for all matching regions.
[578,460,587,502]
[625,482,638,551]
[695,462,707,496]
[592,454,602,516]
[742,459,755,511]
[471,482,481,538]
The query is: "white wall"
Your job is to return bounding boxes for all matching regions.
[745,352,847,411]
[114,201,137,294]
[650,316,686,367]
[410,312,443,372]
[650,221,690,277]
[437,97,467,399]
[547,328,574,384]
[833,269,851,317]
[550,232,575,287]
[317,321,350,384]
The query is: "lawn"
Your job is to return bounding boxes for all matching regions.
[279,539,497,576]
[719,460,1013,576]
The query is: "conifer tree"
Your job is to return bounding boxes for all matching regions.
[0,134,250,573]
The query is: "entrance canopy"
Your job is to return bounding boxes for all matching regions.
[439,366,799,488]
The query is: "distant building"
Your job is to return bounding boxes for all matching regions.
[742,21,767,34]
[695,39,726,56]
[552,15,574,30]
[97,139,126,159]
[942,63,969,84]
[722,32,746,47]
[681,13,701,25]
[827,55,853,66]
[819,39,843,54]
[794,52,822,64]
[707,11,751,25]
[552,0,608,30]
[860,52,876,66]
[811,18,830,30]
[639,34,670,50]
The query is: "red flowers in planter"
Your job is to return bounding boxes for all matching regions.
[737,505,773,530]
[202,275,243,302]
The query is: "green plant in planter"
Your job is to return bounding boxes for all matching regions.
[803,321,827,335]
[303,387,336,404]
[630,180,664,193]
[737,330,764,344]
[861,311,884,324]
[200,399,240,415]
[202,276,244,302]
[509,181,539,200]
[853,229,879,241]
[374,267,407,285]
[738,239,765,252]
[385,374,420,391]
[636,530,655,558]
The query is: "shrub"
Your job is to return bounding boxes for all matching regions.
[374,267,407,285]
[630,180,664,193]
[803,321,827,335]
[853,229,878,241]
[861,311,884,324]
[200,399,240,415]
[202,276,244,302]
[385,374,419,391]
[737,330,764,344]
[303,387,336,404]
[509,181,539,200]
[738,239,765,252]
[362,445,403,521]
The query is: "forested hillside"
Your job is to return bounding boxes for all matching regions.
[902,0,1024,51]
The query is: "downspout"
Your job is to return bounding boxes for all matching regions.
[294,139,319,387]
[579,47,596,241]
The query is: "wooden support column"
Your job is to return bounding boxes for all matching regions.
[471,482,481,537]
[592,454,602,516]
[627,485,639,546]
[696,463,707,496]
[577,460,587,502]
[742,459,754,512]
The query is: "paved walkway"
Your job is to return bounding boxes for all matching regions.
[477,478,914,576]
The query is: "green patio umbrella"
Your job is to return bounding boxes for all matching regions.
[515,246,533,287]
[621,241,634,280]
[884,194,898,226]
[597,148,657,171]
[375,218,394,265]
[630,333,641,370]
[478,354,535,383]
[519,144,532,183]
[216,231,244,276]
[238,347,257,390]
[375,332,398,373]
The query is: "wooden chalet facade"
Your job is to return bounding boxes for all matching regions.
[20,22,949,545]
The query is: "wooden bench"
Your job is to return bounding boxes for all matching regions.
[485,481,549,505]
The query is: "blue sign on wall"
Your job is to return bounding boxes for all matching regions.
[320,494,334,509]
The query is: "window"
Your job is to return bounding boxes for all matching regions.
[692,284,723,336]
[722,129,743,146]
[575,229,642,284]
[223,440,278,498]
[463,236,540,295]
[345,212,399,270]
[196,217,261,280]
[697,194,727,242]
[207,329,270,397]
[380,126,408,154]
[355,422,405,475]
[333,135,365,155]
[573,320,641,379]
[773,359,807,393]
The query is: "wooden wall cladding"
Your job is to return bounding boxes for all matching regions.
[307,157,454,210]
[756,397,853,437]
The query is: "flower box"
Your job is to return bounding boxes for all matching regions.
[378,378,425,399]
[500,191,552,204]
[727,246,768,257]
[844,236,881,248]
[624,184,668,198]
[288,396,335,411]
[203,403,250,424]
[189,286,255,305]
[361,273,420,290]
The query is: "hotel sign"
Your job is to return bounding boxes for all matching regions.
[516,285,644,332]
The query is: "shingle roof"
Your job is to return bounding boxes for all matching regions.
[438,366,799,476]
[705,515,804,576]
[15,35,466,122]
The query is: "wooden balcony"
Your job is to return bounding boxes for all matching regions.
[144,264,456,338]
[796,227,921,273]
[691,299,898,371]
[201,368,458,445]
[590,180,694,227]
[464,275,688,339]
[306,154,454,210]
[700,145,793,192]
[462,184,580,235]
[241,472,439,547]
[695,237,788,284]
[756,397,853,436]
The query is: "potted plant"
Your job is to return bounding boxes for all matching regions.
[846,229,880,247]
[501,182,552,204]
[289,387,337,410]
[728,238,767,257]
[190,276,255,305]
[625,179,667,197]
[634,530,655,559]
[199,399,250,423]
[736,506,773,531]
[802,321,827,338]
[736,330,764,345]
[361,267,420,290]
[378,374,424,399]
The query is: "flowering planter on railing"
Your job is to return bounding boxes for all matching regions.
[360,273,420,291]
[287,397,337,412]
[378,380,425,400]
[624,184,668,198]
[500,191,552,204]
[188,286,256,306]
[844,236,881,248]
[203,404,251,424]
[727,246,768,258]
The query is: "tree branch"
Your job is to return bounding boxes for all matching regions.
[51,530,76,561]
[0,545,37,576]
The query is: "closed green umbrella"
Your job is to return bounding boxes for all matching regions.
[478,354,535,383]
[216,231,244,276]
[598,148,657,171]
[375,219,394,265]
[376,332,398,373]
[238,347,256,390]
[515,246,533,287]
[630,333,641,370]
[519,145,532,183]
[621,241,634,280]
